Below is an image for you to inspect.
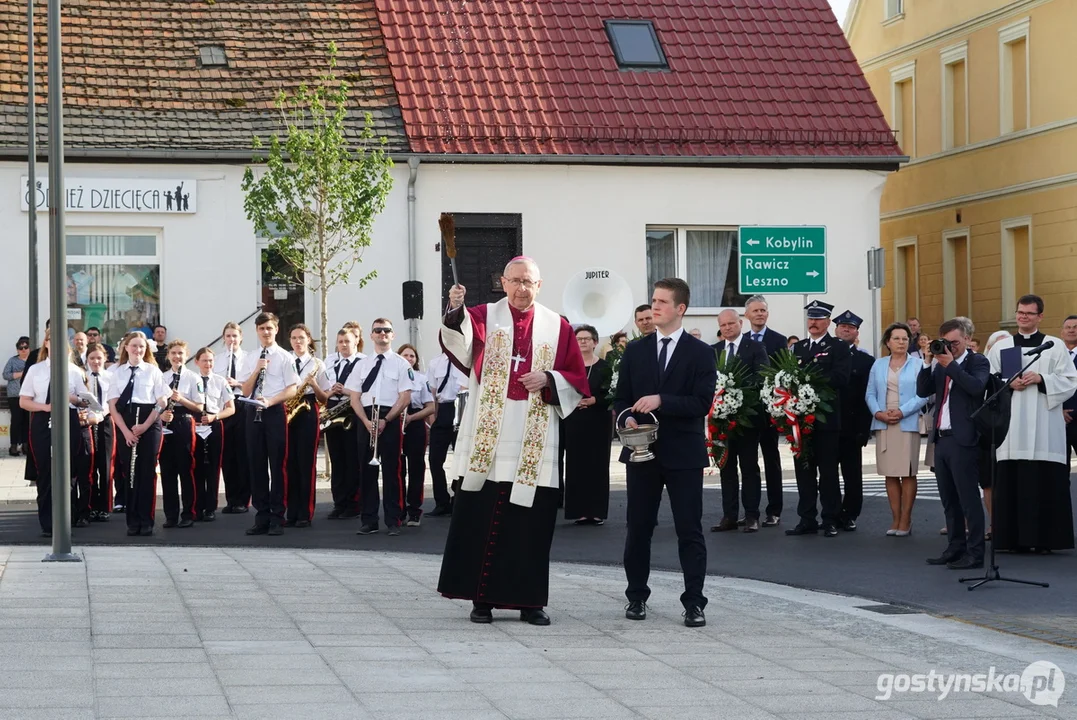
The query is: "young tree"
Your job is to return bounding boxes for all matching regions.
[243,42,393,356]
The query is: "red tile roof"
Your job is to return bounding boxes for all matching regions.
[374,0,901,161]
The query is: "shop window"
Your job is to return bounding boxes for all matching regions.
[66,233,161,346]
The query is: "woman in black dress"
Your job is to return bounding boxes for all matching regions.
[563,324,612,524]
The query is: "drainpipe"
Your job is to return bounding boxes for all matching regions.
[407,157,420,349]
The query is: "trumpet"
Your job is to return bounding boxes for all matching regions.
[368,405,381,466]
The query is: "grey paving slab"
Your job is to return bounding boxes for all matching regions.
[230,703,371,720]
[223,684,356,705]
[94,695,231,718]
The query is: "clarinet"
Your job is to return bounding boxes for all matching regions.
[201,377,211,470]
[253,348,268,423]
[129,407,141,494]
[165,370,181,424]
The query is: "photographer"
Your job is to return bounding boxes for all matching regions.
[917,318,990,570]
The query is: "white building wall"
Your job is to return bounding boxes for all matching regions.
[0,161,886,369]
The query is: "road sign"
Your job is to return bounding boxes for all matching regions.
[738,226,827,294]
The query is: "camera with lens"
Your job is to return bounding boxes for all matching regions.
[929,338,953,355]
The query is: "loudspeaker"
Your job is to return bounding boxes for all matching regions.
[403,281,424,320]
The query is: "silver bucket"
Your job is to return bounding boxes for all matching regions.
[616,409,659,463]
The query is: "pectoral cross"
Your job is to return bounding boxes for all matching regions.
[512,353,527,373]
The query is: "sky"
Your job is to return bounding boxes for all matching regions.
[829,0,852,25]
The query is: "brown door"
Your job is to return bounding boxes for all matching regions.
[441,214,522,308]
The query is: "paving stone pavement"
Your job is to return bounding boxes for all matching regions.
[0,545,1074,719]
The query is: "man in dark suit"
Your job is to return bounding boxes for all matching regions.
[833,310,875,532]
[742,294,788,526]
[1062,315,1077,462]
[917,317,990,569]
[615,278,716,627]
[711,309,769,533]
[787,301,851,538]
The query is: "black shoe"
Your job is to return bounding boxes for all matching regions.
[356,524,379,535]
[625,601,647,621]
[683,606,706,627]
[340,509,360,519]
[470,605,493,624]
[8,447,18,457]
[231,505,249,514]
[762,515,781,527]
[41,530,52,538]
[246,525,269,536]
[386,525,400,537]
[177,518,195,529]
[113,503,125,513]
[822,524,839,538]
[267,525,284,536]
[427,505,452,517]
[139,527,154,536]
[520,608,551,626]
[295,520,311,528]
[327,508,343,520]
[91,512,110,523]
[283,519,297,528]
[926,552,963,566]
[202,511,215,522]
[839,519,857,532]
[162,519,178,529]
[126,527,139,537]
[74,518,90,529]
[221,505,240,514]
[785,524,819,536]
[947,556,984,570]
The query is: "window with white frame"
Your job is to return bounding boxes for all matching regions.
[999,18,1030,135]
[889,61,916,157]
[942,229,971,319]
[645,227,747,310]
[884,0,904,22]
[940,42,969,150]
[1000,217,1032,318]
[893,237,918,322]
[65,233,161,346]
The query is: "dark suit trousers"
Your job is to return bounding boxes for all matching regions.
[838,434,864,521]
[759,423,784,518]
[246,404,288,528]
[624,463,707,610]
[428,403,457,509]
[719,432,762,520]
[1067,421,1077,464]
[934,436,985,561]
[793,431,842,527]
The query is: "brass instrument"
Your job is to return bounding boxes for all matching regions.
[368,404,381,466]
[285,359,322,423]
[319,399,354,432]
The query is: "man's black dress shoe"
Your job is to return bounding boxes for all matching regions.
[839,519,857,532]
[710,517,738,532]
[295,520,311,528]
[139,527,153,536]
[947,556,984,570]
[785,524,819,536]
[162,520,178,529]
[221,506,239,514]
[267,525,284,536]
[683,606,706,627]
[177,519,194,529]
[625,601,647,621]
[356,524,379,535]
[427,505,452,517]
[283,519,297,528]
[246,525,269,536]
[126,527,139,537]
[470,605,493,624]
[202,511,216,522]
[327,508,343,520]
[520,608,550,626]
[926,552,963,565]
[822,524,839,538]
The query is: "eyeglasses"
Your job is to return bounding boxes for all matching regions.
[370,328,393,335]
[16,345,28,350]
[504,278,538,290]
[1015,311,1041,318]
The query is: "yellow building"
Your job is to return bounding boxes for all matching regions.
[845,0,1077,340]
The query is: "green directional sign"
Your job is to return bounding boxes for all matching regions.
[738,226,827,294]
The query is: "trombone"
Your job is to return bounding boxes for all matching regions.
[368,404,381,466]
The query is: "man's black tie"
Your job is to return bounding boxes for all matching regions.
[361,354,384,393]
[337,358,357,387]
[92,371,102,405]
[118,365,138,408]
[229,354,236,380]
[437,366,452,395]
[658,338,671,380]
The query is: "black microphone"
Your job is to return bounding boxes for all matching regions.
[1024,340,1054,356]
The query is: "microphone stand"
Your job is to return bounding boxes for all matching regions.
[960,350,1050,591]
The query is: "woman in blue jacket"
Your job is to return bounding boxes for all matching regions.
[866,323,928,536]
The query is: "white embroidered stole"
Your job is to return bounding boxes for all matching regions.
[462,299,560,504]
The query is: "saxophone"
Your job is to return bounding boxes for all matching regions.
[285,359,321,423]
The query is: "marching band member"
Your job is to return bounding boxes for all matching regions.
[285,324,326,528]
[19,334,89,538]
[323,327,364,520]
[192,347,235,522]
[426,350,467,517]
[159,340,202,529]
[108,331,170,537]
[85,343,116,522]
[238,312,299,536]
[345,318,412,536]
[398,344,435,526]
[217,322,250,514]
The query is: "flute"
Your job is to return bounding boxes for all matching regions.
[129,407,141,494]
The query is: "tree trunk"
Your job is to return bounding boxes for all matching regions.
[319,278,328,361]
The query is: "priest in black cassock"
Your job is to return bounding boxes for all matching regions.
[986,295,1077,552]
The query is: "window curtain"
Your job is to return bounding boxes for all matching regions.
[686,230,735,307]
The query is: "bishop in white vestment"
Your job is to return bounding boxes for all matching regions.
[987,316,1077,551]
[436,258,588,624]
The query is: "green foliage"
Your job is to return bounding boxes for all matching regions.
[242,42,394,353]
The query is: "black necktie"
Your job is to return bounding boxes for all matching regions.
[296,358,302,375]
[229,354,236,379]
[658,338,671,379]
[437,366,452,394]
[337,358,357,387]
[92,371,102,404]
[118,365,138,408]
[361,354,384,393]
[202,377,211,412]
